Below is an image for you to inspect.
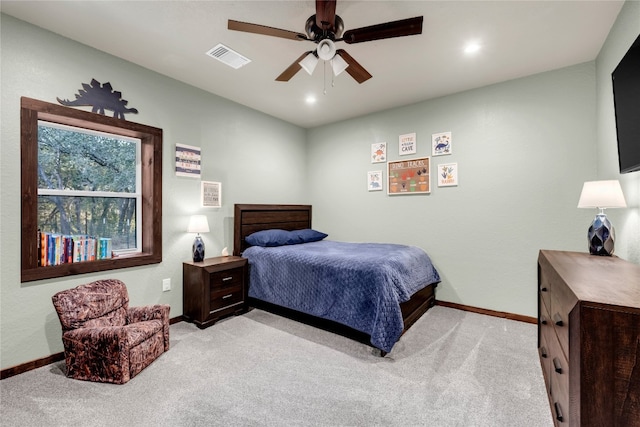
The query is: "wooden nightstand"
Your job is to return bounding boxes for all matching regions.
[183,256,248,328]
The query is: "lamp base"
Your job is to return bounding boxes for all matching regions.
[192,235,205,262]
[587,213,615,256]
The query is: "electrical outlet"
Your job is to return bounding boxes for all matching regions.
[162,278,171,292]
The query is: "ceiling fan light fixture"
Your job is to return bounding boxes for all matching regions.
[331,54,349,76]
[299,52,319,75]
[317,39,336,61]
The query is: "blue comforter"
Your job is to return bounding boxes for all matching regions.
[243,240,440,352]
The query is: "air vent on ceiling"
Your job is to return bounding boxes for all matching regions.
[206,43,251,69]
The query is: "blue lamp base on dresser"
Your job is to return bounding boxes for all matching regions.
[587,213,615,256]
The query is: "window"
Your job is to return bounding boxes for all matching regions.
[21,97,162,282]
[38,122,141,257]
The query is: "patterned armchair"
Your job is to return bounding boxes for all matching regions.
[51,279,170,384]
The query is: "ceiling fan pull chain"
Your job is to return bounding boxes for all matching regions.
[323,61,327,95]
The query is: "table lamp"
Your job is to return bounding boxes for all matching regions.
[187,215,209,262]
[577,180,627,256]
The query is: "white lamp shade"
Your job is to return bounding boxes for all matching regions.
[299,53,318,75]
[577,180,627,208]
[317,39,336,61]
[331,54,349,76]
[187,215,210,233]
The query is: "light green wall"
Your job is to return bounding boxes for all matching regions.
[2,4,639,371]
[0,15,307,370]
[306,63,598,317]
[595,0,640,263]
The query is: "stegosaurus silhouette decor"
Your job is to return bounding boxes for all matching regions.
[57,78,139,119]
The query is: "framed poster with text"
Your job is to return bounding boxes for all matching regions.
[201,181,221,208]
[387,157,430,195]
[175,143,201,178]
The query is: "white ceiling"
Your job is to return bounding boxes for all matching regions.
[0,1,624,128]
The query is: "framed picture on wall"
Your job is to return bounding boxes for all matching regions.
[367,170,383,191]
[371,142,387,163]
[201,181,222,208]
[175,143,201,178]
[432,132,452,156]
[387,157,430,195]
[437,163,458,187]
[399,133,417,156]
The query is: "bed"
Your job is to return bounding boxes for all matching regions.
[233,204,440,354]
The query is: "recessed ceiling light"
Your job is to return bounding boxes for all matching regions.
[305,95,317,105]
[464,42,481,54]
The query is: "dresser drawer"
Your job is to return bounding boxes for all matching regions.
[209,267,244,290]
[210,285,243,312]
[546,330,570,424]
[538,322,552,388]
[549,280,577,359]
[539,272,552,316]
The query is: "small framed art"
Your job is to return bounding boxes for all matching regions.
[399,133,417,156]
[437,163,458,187]
[176,143,201,178]
[371,142,387,163]
[201,181,222,208]
[432,132,452,156]
[368,170,383,191]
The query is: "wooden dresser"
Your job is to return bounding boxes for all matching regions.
[537,250,640,426]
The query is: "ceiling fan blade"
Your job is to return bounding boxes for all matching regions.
[341,16,423,44]
[228,20,307,41]
[336,49,372,84]
[275,51,314,82]
[315,0,337,31]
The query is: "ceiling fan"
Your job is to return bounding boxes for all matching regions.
[228,0,423,84]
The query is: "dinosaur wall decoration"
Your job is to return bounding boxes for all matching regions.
[57,79,139,119]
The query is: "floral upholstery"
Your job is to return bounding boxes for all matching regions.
[51,279,170,384]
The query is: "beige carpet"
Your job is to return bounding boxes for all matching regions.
[0,306,553,426]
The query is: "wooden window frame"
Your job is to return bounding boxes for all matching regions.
[20,97,162,282]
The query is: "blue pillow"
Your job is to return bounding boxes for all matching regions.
[290,228,328,243]
[245,229,292,247]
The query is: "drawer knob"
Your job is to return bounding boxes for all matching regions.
[541,316,548,325]
[553,313,564,327]
[222,276,233,282]
[222,293,233,299]
[554,402,564,422]
[540,286,548,292]
[553,357,563,374]
[540,346,548,358]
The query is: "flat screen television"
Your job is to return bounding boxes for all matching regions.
[612,33,640,174]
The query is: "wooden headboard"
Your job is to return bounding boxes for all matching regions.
[233,204,312,256]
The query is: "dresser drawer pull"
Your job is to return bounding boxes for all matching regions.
[222,293,233,299]
[222,276,233,282]
[553,357,563,374]
[540,346,548,358]
[554,402,564,422]
[553,313,564,327]
[540,285,548,292]
[540,315,548,325]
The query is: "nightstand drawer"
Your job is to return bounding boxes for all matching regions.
[210,268,244,290]
[210,285,243,312]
